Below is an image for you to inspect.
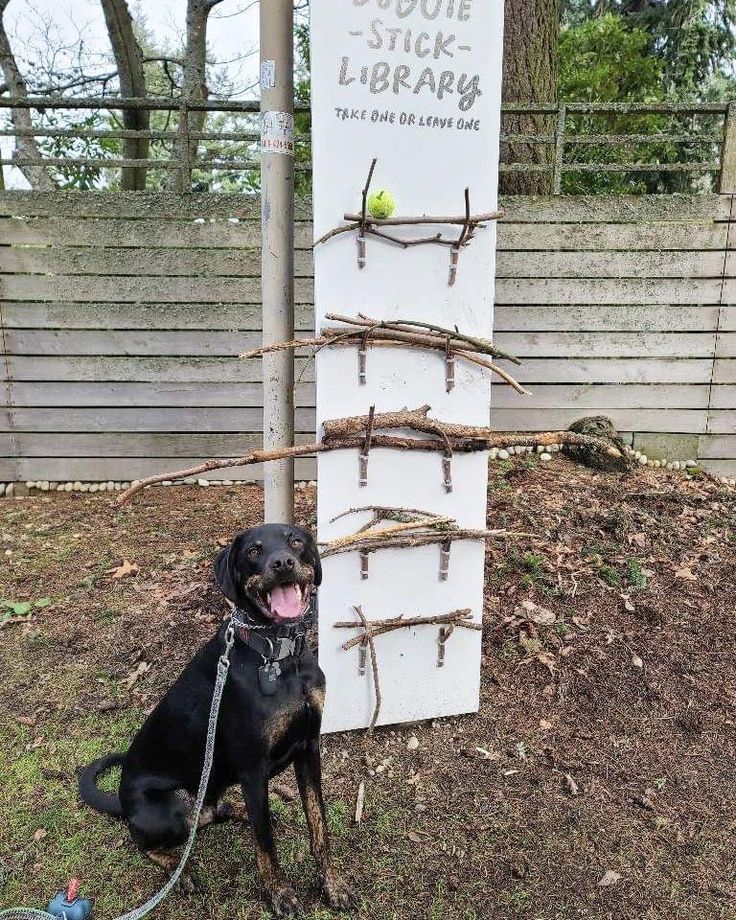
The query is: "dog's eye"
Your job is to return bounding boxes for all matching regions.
[248,545,261,557]
[290,538,303,549]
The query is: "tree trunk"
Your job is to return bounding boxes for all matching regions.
[0,0,55,189]
[501,0,559,195]
[166,0,224,192]
[100,0,149,191]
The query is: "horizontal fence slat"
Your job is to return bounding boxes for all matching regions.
[497,358,713,384]
[498,250,726,279]
[1,276,314,304]
[0,247,314,278]
[714,359,736,383]
[8,330,261,356]
[9,381,315,408]
[6,356,311,383]
[492,383,710,410]
[0,434,14,455]
[0,192,312,220]
[14,458,317,482]
[707,410,735,434]
[0,218,313,249]
[490,407,707,433]
[496,331,718,358]
[2,303,314,332]
[499,194,731,224]
[499,224,728,252]
[0,461,16,479]
[699,435,736,458]
[6,407,316,433]
[494,304,721,332]
[495,278,724,305]
[13,432,315,458]
[709,385,735,409]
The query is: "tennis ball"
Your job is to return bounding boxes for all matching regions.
[367,189,396,219]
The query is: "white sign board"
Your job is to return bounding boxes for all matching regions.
[311,0,505,732]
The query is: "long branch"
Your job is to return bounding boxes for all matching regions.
[323,406,622,457]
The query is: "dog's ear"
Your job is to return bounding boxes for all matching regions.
[213,535,244,604]
[296,525,322,587]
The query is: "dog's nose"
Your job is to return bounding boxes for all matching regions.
[269,553,296,572]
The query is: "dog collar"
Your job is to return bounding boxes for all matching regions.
[228,590,317,697]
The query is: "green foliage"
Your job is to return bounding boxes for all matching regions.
[559,13,721,193]
[562,0,736,99]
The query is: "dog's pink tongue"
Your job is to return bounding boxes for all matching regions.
[269,584,302,620]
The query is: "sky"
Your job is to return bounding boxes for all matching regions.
[2,0,264,186]
[8,0,262,96]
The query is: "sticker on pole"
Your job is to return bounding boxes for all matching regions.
[261,111,294,155]
[261,60,276,90]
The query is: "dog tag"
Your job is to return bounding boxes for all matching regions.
[258,661,282,696]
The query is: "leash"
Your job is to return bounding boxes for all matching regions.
[0,620,237,920]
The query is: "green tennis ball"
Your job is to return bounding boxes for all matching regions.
[367,190,396,219]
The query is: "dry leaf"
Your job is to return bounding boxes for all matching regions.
[475,747,500,761]
[109,560,140,580]
[621,594,636,613]
[539,719,553,731]
[564,773,580,796]
[32,828,47,842]
[631,654,644,669]
[124,661,150,689]
[407,831,424,844]
[516,599,556,626]
[598,870,622,887]
[675,566,697,581]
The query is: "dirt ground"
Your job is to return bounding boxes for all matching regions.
[1,456,735,920]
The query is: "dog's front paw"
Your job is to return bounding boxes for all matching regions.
[269,884,302,918]
[321,873,357,911]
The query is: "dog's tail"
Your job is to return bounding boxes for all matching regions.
[78,752,126,818]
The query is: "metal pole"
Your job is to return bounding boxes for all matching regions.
[261,0,295,524]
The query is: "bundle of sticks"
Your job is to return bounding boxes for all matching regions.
[320,506,520,558]
[241,312,530,396]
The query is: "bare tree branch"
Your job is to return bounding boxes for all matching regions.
[166,0,225,191]
[99,0,149,190]
[0,0,55,188]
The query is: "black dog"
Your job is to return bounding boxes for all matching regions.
[78,524,355,917]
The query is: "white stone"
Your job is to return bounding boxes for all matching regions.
[56,484,65,492]
[4,483,12,498]
[685,460,697,468]
[634,451,642,460]
[192,217,206,224]
[540,452,552,461]
[80,484,90,492]
[672,461,681,471]
[638,455,648,465]
[63,482,73,492]
[0,484,5,497]
[40,481,50,491]
[26,481,35,489]
[122,482,131,489]
[198,479,210,487]
[653,460,661,469]
[89,484,99,493]
[406,736,419,751]
[99,483,108,492]
[184,478,197,485]
[107,481,115,490]
[498,449,510,461]
[489,448,498,460]
[222,479,234,486]
[227,218,240,224]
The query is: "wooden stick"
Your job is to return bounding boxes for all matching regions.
[354,605,382,732]
[335,609,481,652]
[342,210,503,226]
[323,406,623,457]
[320,528,523,558]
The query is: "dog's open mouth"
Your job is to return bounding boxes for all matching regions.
[245,574,313,623]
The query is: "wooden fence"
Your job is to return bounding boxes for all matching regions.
[0,191,733,482]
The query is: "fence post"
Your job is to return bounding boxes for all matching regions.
[261,0,295,524]
[719,102,736,194]
[552,105,566,196]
